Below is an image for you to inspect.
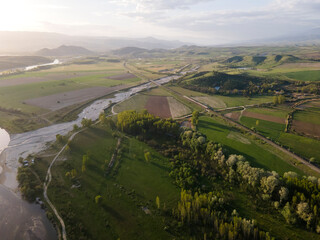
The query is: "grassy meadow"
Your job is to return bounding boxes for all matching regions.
[198,116,304,175]
[47,125,179,240]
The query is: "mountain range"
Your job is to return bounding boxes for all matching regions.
[0,31,188,54]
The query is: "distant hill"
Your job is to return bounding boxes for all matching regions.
[224,54,301,68]
[0,56,51,71]
[36,45,94,57]
[0,31,189,54]
[112,47,168,58]
[112,47,148,56]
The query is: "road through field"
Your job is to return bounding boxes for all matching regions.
[214,111,320,174]
[158,84,320,175]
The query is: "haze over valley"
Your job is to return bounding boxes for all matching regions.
[1,1,320,240]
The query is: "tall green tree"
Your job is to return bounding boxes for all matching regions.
[191,111,199,128]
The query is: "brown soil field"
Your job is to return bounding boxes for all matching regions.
[145,96,171,118]
[310,101,320,107]
[225,112,241,121]
[25,85,125,111]
[292,120,320,138]
[107,73,136,80]
[303,53,320,59]
[0,72,90,87]
[242,111,286,124]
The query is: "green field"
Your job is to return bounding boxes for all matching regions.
[293,109,320,125]
[113,94,149,113]
[278,132,320,165]
[285,70,320,81]
[198,116,302,175]
[246,107,290,118]
[0,80,86,113]
[48,125,179,240]
[239,112,320,166]
[168,86,273,108]
[240,116,286,140]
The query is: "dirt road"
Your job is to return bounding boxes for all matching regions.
[43,128,86,240]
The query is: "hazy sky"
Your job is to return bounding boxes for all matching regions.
[1,0,320,44]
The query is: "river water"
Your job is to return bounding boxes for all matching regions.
[25,59,61,71]
[0,74,181,239]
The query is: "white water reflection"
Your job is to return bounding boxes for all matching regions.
[0,128,10,154]
[25,59,61,71]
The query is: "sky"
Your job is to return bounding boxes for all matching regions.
[1,0,320,45]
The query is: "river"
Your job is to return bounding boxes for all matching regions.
[25,59,61,71]
[0,74,181,239]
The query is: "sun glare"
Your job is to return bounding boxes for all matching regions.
[0,1,36,30]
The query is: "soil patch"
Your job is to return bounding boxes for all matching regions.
[292,120,320,138]
[225,112,241,121]
[145,96,171,118]
[25,85,125,111]
[242,111,285,124]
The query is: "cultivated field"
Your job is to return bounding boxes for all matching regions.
[292,120,320,138]
[0,59,144,133]
[0,56,51,71]
[107,73,137,80]
[145,95,171,118]
[285,70,320,81]
[167,86,274,108]
[113,87,192,118]
[291,102,320,138]
[199,116,303,175]
[240,116,286,140]
[25,85,125,110]
[113,94,148,113]
[167,97,191,118]
[238,105,320,165]
[192,96,226,109]
[242,111,286,124]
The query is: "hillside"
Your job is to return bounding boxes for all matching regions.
[112,47,168,58]
[224,55,301,68]
[35,45,94,57]
[179,71,288,95]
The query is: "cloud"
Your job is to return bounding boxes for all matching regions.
[111,0,215,11]
[114,0,320,44]
[35,4,69,9]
